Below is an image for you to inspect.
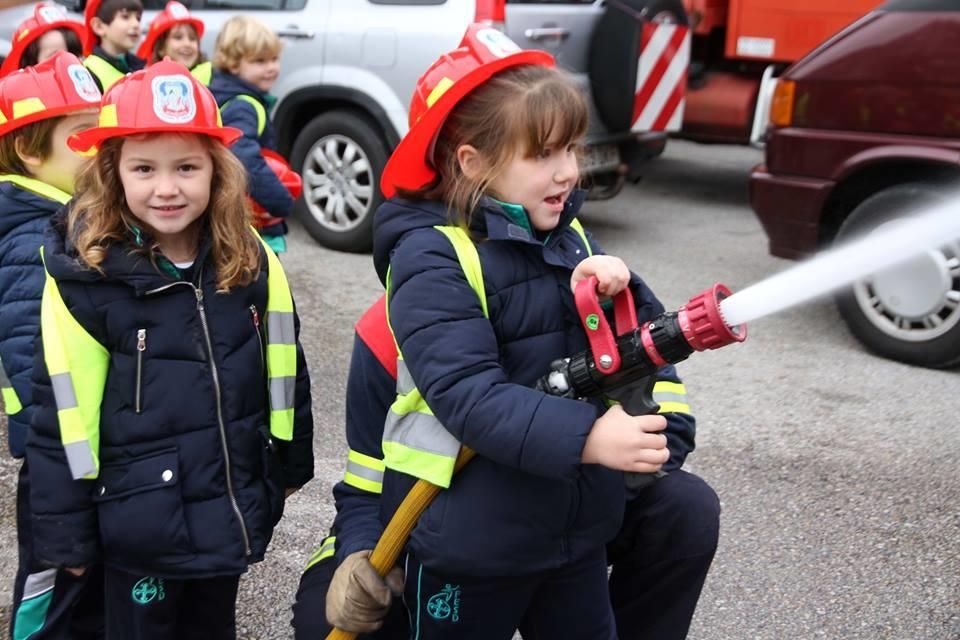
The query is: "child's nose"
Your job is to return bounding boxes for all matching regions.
[155,175,180,196]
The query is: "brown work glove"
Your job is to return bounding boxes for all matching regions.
[326,550,404,633]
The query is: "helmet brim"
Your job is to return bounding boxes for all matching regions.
[380,49,554,199]
[136,17,205,62]
[0,21,87,77]
[68,124,242,155]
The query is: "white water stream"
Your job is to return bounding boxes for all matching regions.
[719,195,960,326]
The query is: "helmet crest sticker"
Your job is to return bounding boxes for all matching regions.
[68,65,101,103]
[151,75,196,124]
[168,2,189,19]
[475,28,521,59]
[38,6,67,24]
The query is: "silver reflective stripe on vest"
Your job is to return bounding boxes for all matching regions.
[0,363,11,388]
[270,376,296,412]
[267,310,295,344]
[50,372,78,410]
[345,459,383,485]
[64,441,97,479]
[652,391,687,405]
[383,360,460,460]
[267,310,296,411]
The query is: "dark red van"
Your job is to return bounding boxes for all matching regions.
[750,0,960,368]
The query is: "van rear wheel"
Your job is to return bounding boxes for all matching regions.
[834,182,960,368]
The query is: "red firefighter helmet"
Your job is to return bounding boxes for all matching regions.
[68,58,241,154]
[0,4,86,77]
[0,51,101,138]
[251,149,302,229]
[82,0,102,55]
[379,23,554,199]
[136,1,204,62]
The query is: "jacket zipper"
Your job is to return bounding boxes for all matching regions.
[144,278,253,557]
[135,329,146,414]
[250,305,264,377]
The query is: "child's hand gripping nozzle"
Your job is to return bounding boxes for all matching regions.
[535,277,747,490]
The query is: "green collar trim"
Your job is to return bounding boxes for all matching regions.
[492,198,532,235]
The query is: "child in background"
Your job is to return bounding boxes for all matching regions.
[26,60,314,638]
[137,1,212,85]
[368,26,671,639]
[0,4,85,76]
[82,0,144,92]
[0,51,103,640]
[210,15,293,254]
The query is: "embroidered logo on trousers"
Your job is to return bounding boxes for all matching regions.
[426,584,461,622]
[131,577,166,605]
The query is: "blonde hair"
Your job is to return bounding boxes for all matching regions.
[69,133,261,291]
[399,64,588,231]
[212,16,281,71]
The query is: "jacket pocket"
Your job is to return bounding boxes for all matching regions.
[258,426,284,526]
[94,447,194,562]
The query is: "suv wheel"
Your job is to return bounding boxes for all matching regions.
[290,110,388,252]
[834,182,960,368]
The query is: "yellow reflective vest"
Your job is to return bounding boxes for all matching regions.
[40,233,297,480]
[382,219,592,488]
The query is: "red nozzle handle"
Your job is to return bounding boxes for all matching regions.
[574,276,639,375]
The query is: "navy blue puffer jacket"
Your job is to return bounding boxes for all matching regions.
[0,181,61,458]
[373,192,669,576]
[27,213,314,577]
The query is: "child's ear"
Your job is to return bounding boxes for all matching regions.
[90,16,109,38]
[456,144,485,181]
[14,137,42,174]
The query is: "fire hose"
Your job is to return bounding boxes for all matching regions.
[325,276,746,640]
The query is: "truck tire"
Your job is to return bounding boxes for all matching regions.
[290,110,388,253]
[588,0,688,132]
[834,182,960,368]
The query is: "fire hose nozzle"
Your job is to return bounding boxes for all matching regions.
[677,283,747,351]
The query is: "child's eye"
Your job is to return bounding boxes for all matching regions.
[179,164,198,172]
[537,148,552,160]
[133,165,152,174]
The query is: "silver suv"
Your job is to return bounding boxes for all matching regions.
[2,0,685,251]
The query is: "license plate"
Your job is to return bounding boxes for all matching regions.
[581,143,620,174]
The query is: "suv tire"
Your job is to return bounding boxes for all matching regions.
[290,110,389,253]
[834,182,960,368]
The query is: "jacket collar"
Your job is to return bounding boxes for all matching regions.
[480,189,587,249]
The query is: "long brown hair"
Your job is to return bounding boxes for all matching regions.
[399,64,588,229]
[151,23,207,66]
[69,133,261,291]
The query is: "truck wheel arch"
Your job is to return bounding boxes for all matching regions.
[818,153,960,247]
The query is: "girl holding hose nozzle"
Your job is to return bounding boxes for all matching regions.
[326,26,683,639]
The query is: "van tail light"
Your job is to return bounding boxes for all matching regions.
[769,79,795,127]
[475,0,505,25]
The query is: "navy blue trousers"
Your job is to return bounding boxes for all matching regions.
[292,470,720,640]
[103,568,240,640]
[11,460,105,640]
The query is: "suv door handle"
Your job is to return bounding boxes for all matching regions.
[277,28,315,39]
[524,27,570,41]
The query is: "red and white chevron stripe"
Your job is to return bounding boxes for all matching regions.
[632,22,690,132]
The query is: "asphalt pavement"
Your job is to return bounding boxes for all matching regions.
[0,140,957,639]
